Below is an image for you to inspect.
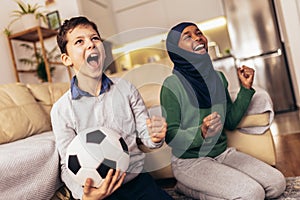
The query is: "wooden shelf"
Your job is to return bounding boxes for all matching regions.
[8,26,58,42]
[49,61,63,65]
[7,26,71,83]
[17,69,37,73]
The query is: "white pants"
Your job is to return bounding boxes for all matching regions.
[171,148,286,200]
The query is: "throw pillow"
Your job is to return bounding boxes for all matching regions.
[0,83,51,144]
[27,82,69,116]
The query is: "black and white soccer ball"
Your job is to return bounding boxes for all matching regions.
[66,127,130,188]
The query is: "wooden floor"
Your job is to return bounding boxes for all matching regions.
[273,133,300,177]
[271,109,300,177]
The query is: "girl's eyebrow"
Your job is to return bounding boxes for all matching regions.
[181,31,191,39]
[182,31,190,36]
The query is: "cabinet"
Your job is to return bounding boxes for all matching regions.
[80,0,225,44]
[78,0,117,39]
[212,56,240,93]
[110,0,224,43]
[7,26,71,82]
[113,0,168,43]
[112,0,155,12]
[162,0,224,26]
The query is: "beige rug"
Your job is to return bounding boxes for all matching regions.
[52,176,300,200]
[163,176,300,200]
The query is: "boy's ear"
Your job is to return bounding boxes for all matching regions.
[61,53,73,67]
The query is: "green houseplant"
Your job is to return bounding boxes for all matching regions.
[11,0,46,29]
[12,0,46,20]
[19,43,60,82]
[3,1,47,36]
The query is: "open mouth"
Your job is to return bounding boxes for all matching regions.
[194,44,205,51]
[193,44,207,54]
[87,53,99,67]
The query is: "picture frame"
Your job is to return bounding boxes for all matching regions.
[46,10,61,30]
[45,0,55,6]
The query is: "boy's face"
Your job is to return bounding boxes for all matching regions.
[61,24,106,79]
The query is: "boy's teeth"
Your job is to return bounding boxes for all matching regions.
[87,54,99,64]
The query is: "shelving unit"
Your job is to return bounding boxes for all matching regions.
[7,26,71,82]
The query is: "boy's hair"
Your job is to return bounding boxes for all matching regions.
[57,16,101,54]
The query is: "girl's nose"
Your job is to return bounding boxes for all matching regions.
[192,35,200,41]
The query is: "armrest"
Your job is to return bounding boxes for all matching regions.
[225,129,276,166]
[226,112,276,166]
[237,112,270,128]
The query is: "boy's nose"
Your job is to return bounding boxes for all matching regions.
[87,40,96,49]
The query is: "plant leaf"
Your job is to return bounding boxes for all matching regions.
[17,2,27,13]
[19,58,35,66]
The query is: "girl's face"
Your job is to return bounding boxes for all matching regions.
[61,24,106,79]
[178,25,208,54]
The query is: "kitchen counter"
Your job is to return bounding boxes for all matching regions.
[211,55,233,61]
[212,55,240,93]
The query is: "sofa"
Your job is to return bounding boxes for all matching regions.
[0,63,276,199]
[0,82,69,199]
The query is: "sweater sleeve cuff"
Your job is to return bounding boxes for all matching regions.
[149,138,165,149]
[239,85,256,99]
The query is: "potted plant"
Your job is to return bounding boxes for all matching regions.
[3,26,13,37]
[19,43,60,82]
[11,0,46,29]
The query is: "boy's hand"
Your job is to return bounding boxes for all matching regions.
[237,65,255,89]
[146,116,167,143]
[82,169,126,200]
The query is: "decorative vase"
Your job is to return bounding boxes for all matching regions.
[20,14,40,29]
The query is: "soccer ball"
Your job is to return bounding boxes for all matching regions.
[66,127,130,188]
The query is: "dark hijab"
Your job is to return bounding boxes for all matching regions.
[166,22,226,108]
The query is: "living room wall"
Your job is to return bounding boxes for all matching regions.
[0,0,81,84]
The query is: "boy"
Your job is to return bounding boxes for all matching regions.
[51,16,173,200]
